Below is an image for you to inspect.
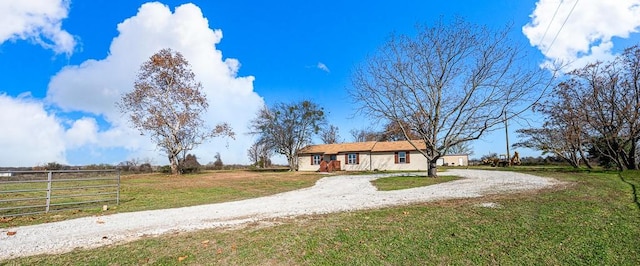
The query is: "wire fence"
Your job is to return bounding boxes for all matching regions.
[0,170,120,217]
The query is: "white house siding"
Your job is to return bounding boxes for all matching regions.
[297,154,319,171]
[370,152,428,171]
[339,152,372,171]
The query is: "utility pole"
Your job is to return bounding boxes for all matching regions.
[505,112,511,167]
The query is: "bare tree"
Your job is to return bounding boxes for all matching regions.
[557,45,640,170]
[118,158,140,172]
[320,125,340,144]
[350,128,383,142]
[249,100,326,171]
[446,141,474,156]
[247,140,272,168]
[515,128,584,168]
[118,48,234,175]
[514,90,592,168]
[380,120,421,141]
[351,18,550,176]
[516,45,640,170]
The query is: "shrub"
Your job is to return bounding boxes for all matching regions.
[181,154,201,174]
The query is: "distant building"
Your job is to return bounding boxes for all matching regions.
[297,140,468,172]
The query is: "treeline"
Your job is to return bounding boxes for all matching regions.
[2,154,261,174]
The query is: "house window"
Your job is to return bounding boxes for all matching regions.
[312,154,322,165]
[347,153,358,164]
[398,152,407,163]
[395,151,410,164]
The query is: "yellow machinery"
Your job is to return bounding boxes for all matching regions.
[482,151,521,167]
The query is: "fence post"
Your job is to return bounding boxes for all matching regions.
[45,171,52,213]
[116,170,121,205]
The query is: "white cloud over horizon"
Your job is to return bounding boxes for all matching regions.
[0,0,76,55]
[0,2,264,167]
[523,0,640,69]
[0,94,66,166]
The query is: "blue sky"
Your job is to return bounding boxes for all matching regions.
[1,0,640,167]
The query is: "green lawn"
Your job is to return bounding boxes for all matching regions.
[372,175,461,190]
[3,169,640,265]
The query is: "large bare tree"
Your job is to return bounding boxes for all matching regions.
[516,44,640,170]
[558,45,640,170]
[118,48,234,175]
[250,100,326,171]
[351,18,550,176]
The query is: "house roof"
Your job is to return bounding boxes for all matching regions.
[298,140,427,155]
[298,141,377,155]
[371,140,427,152]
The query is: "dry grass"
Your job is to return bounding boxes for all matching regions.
[1,170,322,228]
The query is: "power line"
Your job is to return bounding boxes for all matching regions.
[539,0,564,46]
[545,0,580,55]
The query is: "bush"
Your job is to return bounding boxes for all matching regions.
[212,152,223,170]
[181,154,201,174]
[159,165,172,174]
[138,163,153,173]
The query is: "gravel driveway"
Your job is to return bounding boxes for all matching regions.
[0,169,559,260]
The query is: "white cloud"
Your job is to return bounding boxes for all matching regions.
[0,94,67,166]
[0,0,76,54]
[523,0,640,69]
[64,117,99,149]
[46,2,264,165]
[317,62,330,73]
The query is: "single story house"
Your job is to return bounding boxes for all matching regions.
[297,140,469,172]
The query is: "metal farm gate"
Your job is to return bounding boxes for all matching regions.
[0,170,120,217]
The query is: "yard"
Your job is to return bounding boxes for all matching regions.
[1,170,323,228]
[2,168,640,265]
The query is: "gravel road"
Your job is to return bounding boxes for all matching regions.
[0,169,559,260]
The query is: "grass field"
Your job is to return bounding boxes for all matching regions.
[2,168,640,265]
[372,174,461,191]
[1,170,323,228]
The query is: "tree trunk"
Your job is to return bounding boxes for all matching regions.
[615,155,626,171]
[428,161,438,177]
[624,141,638,170]
[559,154,580,169]
[579,149,593,169]
[169,155,180,175]
[287,155,297,171]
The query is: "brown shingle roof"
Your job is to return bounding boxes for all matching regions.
[298,141,377,155]
[371,140,426,152]
[298,140,426,154]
